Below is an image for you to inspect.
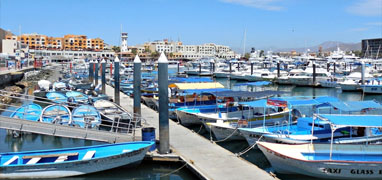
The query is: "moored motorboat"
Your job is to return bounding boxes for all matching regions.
[257,115,382,179]
[72,105,101,128]
[0,141,154,179]
[10,104,42,121]
[93,99,133,128]
[40,104,72,125]
[46,92,68,104]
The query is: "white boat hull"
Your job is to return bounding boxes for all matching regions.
[209,125,244,141]
[214,72,230,78]
[361,85,382,94]
[258,142,382,179]
[339,84,360,91]
[175,110,203,126]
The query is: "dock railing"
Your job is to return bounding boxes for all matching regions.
[0,89,146,143]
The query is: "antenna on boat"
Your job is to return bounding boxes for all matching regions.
[243,28,247,58]
[376,45,381,60]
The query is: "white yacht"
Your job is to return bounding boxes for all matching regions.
[276,69,304,85]
[338,71,373,91]
[244,69,277,81]
[289,67,331,86]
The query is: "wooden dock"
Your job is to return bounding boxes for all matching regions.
[105,85,277,180]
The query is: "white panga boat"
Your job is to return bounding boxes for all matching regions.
[257,114,382,179]
[0,141,154,179]
[207,99,290,141]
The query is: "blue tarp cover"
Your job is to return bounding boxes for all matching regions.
[270,96,339,106]
[319,114,382,127]
[169,77,213,83]
[328,101,382,112]
[239,99,267,107]
[234,81,272,86]
[208,90,285,98]
[180,88,229,95]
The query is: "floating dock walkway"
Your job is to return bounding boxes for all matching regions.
[105,85,277,180]
[0,115,137,143]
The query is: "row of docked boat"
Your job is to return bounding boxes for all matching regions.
[199,96,382,179]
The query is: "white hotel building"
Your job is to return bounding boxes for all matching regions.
[146,40,237,60]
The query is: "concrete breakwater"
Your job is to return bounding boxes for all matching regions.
[0,67,39,88]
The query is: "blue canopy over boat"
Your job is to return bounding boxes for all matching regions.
[327,101,382,112]
[169,77,213,83]
[234,81,272,86]
[180,88,228,95]
[239,99,267,107]
[205,90,285,98]
[269,96,339,106]
[319,114,382,128]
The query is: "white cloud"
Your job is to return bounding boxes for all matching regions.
[349,27,369,32]
[365,22,382,26]
[346,0,382,16]
[220,0,283,11]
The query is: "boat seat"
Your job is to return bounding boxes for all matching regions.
[3,156,19,165]
[82,151,96,160]
[55,156,68,162]
[26,157,41,165]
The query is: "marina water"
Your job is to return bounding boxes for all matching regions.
[1,68,381,180]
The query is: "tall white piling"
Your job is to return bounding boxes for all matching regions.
[158,52,170,154]
[133,55,142,127]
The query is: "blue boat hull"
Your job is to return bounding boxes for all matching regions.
[0,142,153,179]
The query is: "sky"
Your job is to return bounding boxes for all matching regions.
[0,0,381,52]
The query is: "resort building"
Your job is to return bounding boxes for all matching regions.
[362,38,382,58]
[139,39,237,60]
[5,33,104,51]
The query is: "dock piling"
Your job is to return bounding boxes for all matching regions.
[333,62,336,76]
[250,62,253,75]
[94,60,99,86]
[133,55,142,127]
[277,61,280,77]
[89,60,94,83]
[326,63,330,72]
[101,59,106,94]
[158,52,170,154]
[229,62,232,74]
[177,62,180,74]
[114,57,120,105]
[361,61,365,85]
[110,62,113,78]
[199,63,201,75]
[313,63,316,85]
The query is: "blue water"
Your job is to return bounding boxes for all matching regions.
[2,67,382,180]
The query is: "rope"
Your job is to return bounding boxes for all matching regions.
[122,161,188,180]
[235,135,263,157]
[191,124,203,134]
[210,127,239,143]
[158,162,188,178]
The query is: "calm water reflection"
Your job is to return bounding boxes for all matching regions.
[2,73,380,180]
